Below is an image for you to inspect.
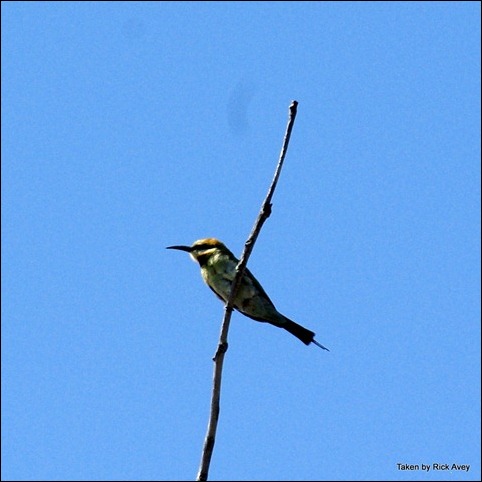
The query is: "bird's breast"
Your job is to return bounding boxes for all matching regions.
[200,254,237,301]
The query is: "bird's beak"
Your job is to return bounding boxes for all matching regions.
[166,245,192,252]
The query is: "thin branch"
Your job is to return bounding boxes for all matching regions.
[196,101,299,481]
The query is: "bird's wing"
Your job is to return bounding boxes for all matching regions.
[243,267,275,305]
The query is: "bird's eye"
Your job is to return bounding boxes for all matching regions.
[195,244,212,251]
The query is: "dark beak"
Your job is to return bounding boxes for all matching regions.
[166,245,192,252]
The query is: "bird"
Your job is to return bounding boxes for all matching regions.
[166,238,329,350]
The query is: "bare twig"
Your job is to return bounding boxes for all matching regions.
[196,101,299,481]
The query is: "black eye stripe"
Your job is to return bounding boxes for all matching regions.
[194,244,216,251]
[195,254,210,266]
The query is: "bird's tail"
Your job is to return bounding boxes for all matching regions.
[277,316,330,351]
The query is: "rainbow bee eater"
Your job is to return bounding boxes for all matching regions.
[167,238,329,350]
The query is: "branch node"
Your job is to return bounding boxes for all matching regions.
[213,341,228,361]
[264,202,272,217]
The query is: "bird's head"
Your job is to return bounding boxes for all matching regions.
[166,238,231,264]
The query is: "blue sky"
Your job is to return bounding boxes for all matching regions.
[2,2,480,481]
